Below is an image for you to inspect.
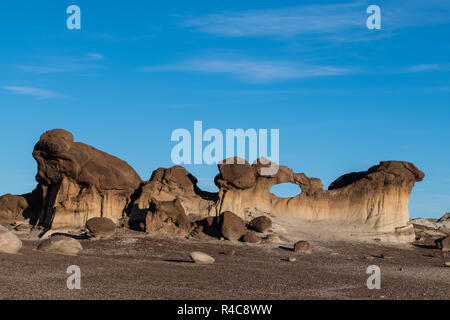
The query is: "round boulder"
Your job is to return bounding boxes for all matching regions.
[248,216,272,233]
[190,251,215,265]
[86,217,116,238]
[294,240,312,254]
[218,211,247,241]
[0,230,22,254]
[37,235,83,256]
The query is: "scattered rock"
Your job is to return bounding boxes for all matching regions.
[218,211,247,241]
[248,216,272,233]
[435,236,450,251]
[241,232,261,244]
[265,234,282,243]
[0,231,22,254]
[37,235,83,256]
[189,251,215,265]
[86,217,116,238]
[221,248,236,256]
[399,267,404,271]
[294,240,312,254]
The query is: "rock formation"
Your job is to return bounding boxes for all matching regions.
[0,129,426,243]
[215,157,424,242]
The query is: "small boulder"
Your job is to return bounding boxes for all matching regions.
[435,236,449,251]
[218,211,247,241]
[37,235,83,256]
[86,217,116,238]
[241,232,261,244]
[294,240,312,254]
[189,251,215,264]
[265,234,282,243]
[0,230,22,254]
[221,248,236,256]
[248,216,272,233]
[288,257,296,262]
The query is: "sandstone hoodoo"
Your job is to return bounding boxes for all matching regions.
[0,129,426,243]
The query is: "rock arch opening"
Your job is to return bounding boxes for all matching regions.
[269,183,302,198]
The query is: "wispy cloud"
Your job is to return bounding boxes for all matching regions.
[404,63,450,73]
[143,59,353,83]
[13,53,106,74]
[1,86,66,100]
[182,1,450,41]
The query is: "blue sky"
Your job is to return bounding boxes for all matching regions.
[0,0,449,218]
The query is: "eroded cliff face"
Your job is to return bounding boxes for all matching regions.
[0,129,425,242]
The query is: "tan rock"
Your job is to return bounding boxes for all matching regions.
[189,251,215,264]
[37,235,83,256]
[294,240,312,254]
[216,159,424,242]
[0,231,22,254]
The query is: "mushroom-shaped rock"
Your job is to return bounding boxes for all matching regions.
[0,231,22,254]
[31,129,142,229]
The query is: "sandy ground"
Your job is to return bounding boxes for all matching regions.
[0,228,448,300]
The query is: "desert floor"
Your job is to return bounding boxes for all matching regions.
[0,230,448,300]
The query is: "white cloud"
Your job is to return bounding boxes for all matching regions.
[182,1,450,40]
[143,59,352,83]
[1,86,65,100]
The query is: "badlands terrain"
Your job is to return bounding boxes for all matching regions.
[0,129,449,300]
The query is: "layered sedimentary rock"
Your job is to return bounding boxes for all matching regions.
[215,158,424,241]
[0,129,425,243]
